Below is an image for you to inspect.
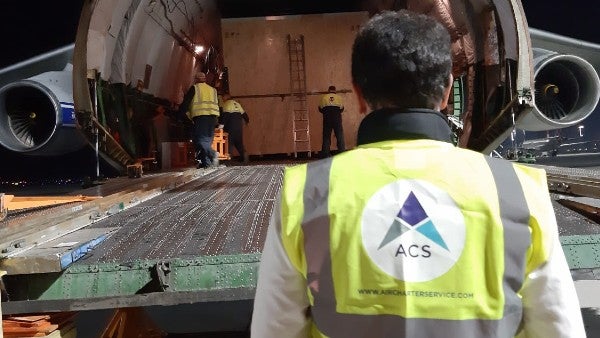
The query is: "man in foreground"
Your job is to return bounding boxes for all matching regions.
[251,10,585,338]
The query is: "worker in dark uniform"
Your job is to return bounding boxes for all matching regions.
[318,85,345,157]
[220,93,250,163]
[177,71,220,168]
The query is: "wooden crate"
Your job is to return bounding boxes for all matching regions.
[161,131,229,169]
[212,129,231,160]
[126,163,143,178]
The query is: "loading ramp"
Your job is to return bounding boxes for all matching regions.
[0,165,282,315]
[2,163,600,334]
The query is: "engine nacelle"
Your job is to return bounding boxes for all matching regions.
[516,48,600,131]
[0,68,86,156]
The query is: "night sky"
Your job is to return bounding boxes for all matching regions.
[0,1,598,68]
[0,2,84,69]
[522,1,599,44]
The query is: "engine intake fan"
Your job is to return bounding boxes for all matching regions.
[517,48,600,131]
[0,71,85,156]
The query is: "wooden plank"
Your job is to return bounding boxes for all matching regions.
[3,324,75,338]
[0,168,204,270]
[2,315,50,323]
[3,323,59,335]
[2,313,76,337]
[6,196,100,211]
[2,228,118,274]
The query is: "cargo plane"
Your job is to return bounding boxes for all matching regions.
[0,0,598,179]
[2,1,600,333]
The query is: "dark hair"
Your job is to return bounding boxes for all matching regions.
[351,10,452,109]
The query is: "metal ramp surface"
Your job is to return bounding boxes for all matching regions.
[81,165,281,261]
[537,165,600,281]
[2,165,283,314]
[5,163,600,314]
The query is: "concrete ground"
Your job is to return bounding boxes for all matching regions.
[577,280,600,336]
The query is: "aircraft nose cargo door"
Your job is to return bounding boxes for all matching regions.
[72,0,223,173]
[378,0,535,153]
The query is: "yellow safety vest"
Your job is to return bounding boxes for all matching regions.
[279,139,553,338]
[188,83,219,118]
[222,99,245,113]
[319,93,344,110]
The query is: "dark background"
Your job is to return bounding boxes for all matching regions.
[0,1,598,68]
[0,2,84,68]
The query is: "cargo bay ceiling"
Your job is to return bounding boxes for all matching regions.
[75,0,526,100]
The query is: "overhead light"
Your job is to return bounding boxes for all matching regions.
[194,45,205,54]
[265,16,286,21]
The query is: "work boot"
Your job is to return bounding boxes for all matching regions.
[211,153,220,167]
[195,151,202,168]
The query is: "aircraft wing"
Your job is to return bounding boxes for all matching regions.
[530,28,600,74]
[0,44,74,89]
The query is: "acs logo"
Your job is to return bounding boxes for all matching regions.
[361,179,466,282]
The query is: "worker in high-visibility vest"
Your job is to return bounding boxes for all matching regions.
[318,85,345,157]
[251,11,585,338]
[178,71,220,168]
[220,93,250,163]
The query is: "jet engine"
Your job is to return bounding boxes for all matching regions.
[0,67,86,156]
[516,48,600,131]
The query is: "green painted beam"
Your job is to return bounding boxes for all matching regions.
[6,234,600,313]
[561,234,600,269]
[5,254,260,302]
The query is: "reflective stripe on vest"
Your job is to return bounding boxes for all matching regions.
[190,83,219,117]
[301,156,531,338]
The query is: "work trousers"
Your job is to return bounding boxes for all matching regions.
[322,111,345,157]
[193,115,218,168]
[226,124,245,160]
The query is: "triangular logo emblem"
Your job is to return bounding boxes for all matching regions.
[378,192,449,251]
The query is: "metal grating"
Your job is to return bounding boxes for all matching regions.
[79,165,283,264]
[1,165,285,313]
